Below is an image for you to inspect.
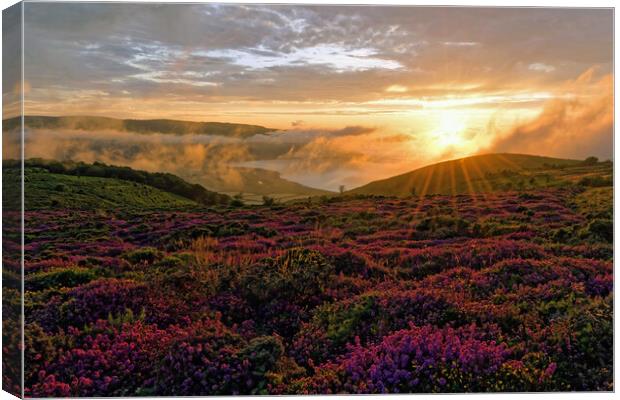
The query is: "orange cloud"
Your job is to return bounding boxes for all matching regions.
[485,68,613,160]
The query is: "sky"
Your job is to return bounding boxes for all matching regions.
[5,3,614,191]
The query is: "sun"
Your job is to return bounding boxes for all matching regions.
[431,111,468,150]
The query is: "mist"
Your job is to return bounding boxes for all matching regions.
[485,69,613,161]
[18,124,422,192]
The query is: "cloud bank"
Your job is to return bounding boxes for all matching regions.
[485,69,613,160]
[18,124,413,192]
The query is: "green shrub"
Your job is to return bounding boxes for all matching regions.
[582,156,599,165]
[122,247,163,265]
[155,255,184,270]
[586,219,613,243]
[416,215,471,239]
[26,267,97,291]
[550,296,613,390]
[578,176,611,187]
[231,199,244,207]
[240,336,285,394]
[240,249,335,304]
[24,323,57,387]
[314,294,378,347]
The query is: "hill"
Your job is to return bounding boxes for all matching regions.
[185,166,334,203]
[4,115,275,138]
[4,159,231,209]
[4,167,201,210]
[348,153,611,196]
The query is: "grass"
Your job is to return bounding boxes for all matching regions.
[349,153,609,197]
[573,187,613,219]
[12,167,200,210]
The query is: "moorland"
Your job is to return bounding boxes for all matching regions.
[2,152,613,395]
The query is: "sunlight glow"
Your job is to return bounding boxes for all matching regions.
[431,111,468,150]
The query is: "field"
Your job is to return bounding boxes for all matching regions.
[5,157,612,395]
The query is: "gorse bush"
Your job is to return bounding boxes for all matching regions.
[578,175,611,187]
[547,295,613,391]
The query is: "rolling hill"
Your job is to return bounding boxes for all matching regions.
[3,159,233,210]
[348,153,611,197]
[184,166,333,201]
[4,115,275,138]
[4,168,200,210]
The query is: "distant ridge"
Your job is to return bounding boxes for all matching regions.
[3,115,275,138]
[348,153,584,196]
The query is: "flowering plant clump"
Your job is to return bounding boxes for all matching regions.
[57,278,149,329]
[318,324,514,393]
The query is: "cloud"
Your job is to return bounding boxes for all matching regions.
[101,122,389,192]
[442,41,480,47]
[273,126,378,165]
[21,4,612,119]
[366,91,555,109]
[385,84,408,93]
[203,44,404,72]
[242,126,421,190]
[17,124,390,192]
[21,128,254,192]
[252,125,376,145]
[485,68,613,160]
[528,63,556,73]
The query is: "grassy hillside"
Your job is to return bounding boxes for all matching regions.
[4,115,274,138]
[2,167,200,210]
[349,153,611,196]
[3,159,235,209]
[17,159,230,206]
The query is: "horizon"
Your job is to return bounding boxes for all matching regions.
[3,4,613,191]
[5,112,612,193]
